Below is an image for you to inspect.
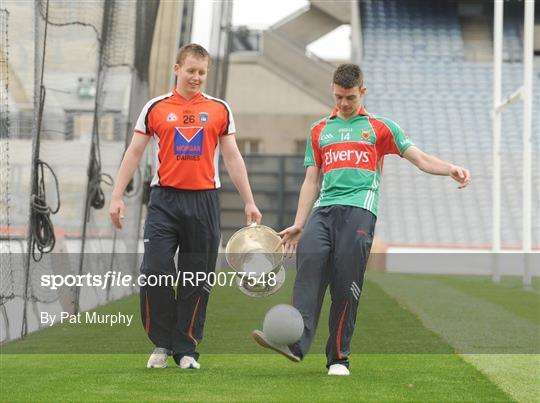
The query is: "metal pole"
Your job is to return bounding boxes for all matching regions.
[491,0,503,283]
[521,0,534,287]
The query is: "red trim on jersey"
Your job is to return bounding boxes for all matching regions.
[188,296,201,346]
[310,119,328,167]
[135,129,148,136]
[330,105,369,119]
[321,142,377,173]
[336,301,349,360]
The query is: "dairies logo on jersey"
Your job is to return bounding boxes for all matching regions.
[324,149,370,166]
[167,113,178,122]
[174,126,203,155]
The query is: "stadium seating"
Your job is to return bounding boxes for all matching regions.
[360,0,539,247]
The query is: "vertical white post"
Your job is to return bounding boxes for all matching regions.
[492,0,503,283]
[522,0,534,287]
[351,0,362,65]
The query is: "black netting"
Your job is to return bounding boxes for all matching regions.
[0,8,14,308]
[1,0,161,341]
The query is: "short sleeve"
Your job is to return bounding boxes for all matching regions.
[134,94,172,136]
[304,120,325,167]
[377,117,414,156]
[220,100,236,136]
[304,133,317,166]
[134,102,153,135]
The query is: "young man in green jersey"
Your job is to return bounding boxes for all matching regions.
[252,64,471,376]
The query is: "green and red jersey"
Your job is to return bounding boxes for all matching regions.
[304,106,413,216]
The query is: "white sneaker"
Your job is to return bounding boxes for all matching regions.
[252,330,301,363]
[328,364,350,376]
[146,347,169,368]
[178,356,201,369]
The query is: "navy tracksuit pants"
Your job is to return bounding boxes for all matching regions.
[289,205,376,368]
[140,187,220,360]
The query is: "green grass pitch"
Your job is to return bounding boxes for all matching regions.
[1,273,538,402]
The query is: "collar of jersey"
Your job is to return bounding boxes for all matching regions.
[329,105,369,119]
[173,88,202,103]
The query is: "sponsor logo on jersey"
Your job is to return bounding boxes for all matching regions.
[321,142,376,173]
[167,113,178,122]
[174,126,203,156]
[324,149,370,166]
[199,112,209,124]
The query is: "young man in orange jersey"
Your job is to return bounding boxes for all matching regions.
[253,64,470,375]
[109,44,261,369]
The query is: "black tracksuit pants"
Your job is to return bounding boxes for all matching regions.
[289,205,376,368]
[140,187,220,360]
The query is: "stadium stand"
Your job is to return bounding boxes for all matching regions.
[359,0,539,247]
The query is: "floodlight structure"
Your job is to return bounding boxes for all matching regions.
[492,0,535,286]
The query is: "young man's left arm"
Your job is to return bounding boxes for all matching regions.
[403,145,471,189]
[220,135,262,224]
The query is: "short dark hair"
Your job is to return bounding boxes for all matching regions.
[333,64,363,88]
[176,43,211,66]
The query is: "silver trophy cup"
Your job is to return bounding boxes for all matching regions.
[225,224,286,297]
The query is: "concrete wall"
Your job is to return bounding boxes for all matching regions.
[225,56,332,154]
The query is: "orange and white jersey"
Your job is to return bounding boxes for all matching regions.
[134,88,235,190]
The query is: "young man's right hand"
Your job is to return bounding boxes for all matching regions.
[109,196,125,229]
[245,203,262,225]
[277,225,303,258]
